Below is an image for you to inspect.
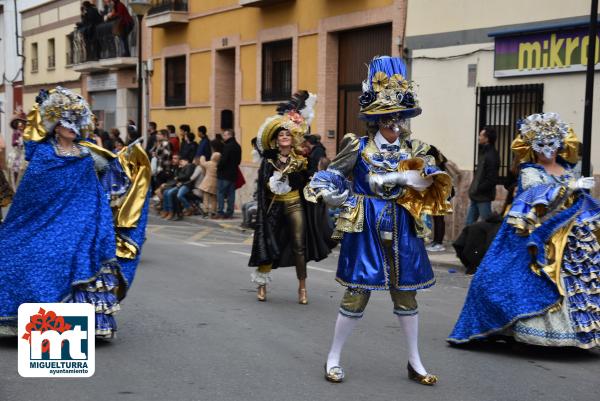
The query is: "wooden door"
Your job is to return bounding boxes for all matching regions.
[337,24,392,145]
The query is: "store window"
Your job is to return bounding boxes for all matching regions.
[261,39,292,101]
[475,84,544,184]
[165,56,186,107]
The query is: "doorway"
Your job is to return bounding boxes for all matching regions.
[214,48,236,132]
[337,24,392,144]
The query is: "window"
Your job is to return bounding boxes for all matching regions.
[165,56,186,107]
[31,42,38,72]
[261,39,292,101]
[47,38,56,69]
[475,84,544,184]
[66,33,74,65]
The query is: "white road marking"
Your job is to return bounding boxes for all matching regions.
[307,265,335,273]
[229,251,251,257]
[185,241,209,247]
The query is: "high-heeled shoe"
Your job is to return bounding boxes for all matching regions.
[407,362,437,385]
[257,285,266,302]
[298,288,308,305]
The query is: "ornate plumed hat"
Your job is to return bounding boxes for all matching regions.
[24,86,95,142]
[256,90,317,152]
[359,56,421,120]
[511,112,579,164]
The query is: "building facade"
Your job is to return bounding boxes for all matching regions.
[20,0,143,139]
[21,0,83,111]
[0,0,47,155]
[147,0,407,205]
[405,0,600,238]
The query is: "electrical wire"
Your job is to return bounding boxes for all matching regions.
[408,47,494,61]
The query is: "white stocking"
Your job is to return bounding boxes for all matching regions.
[397,314,427,375]
[326,313,359,371]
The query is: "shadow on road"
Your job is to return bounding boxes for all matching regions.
[448,338,600,363]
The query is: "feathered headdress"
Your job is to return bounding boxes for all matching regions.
[256,90,317,152]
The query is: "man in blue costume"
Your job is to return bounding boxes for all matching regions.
[0,87,150,339]
[306,56,452,385]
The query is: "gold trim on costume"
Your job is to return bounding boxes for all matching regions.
[23,105,47,142]
[270,190,301,202]
[114,144,152,228]
[512,128,580,165]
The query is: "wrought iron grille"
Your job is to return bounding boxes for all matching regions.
[474,84,544,184]
[261,39,292,101]
[148,0,188,15]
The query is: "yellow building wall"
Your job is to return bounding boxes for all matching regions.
[151,107,213,134]
[152,0,394,53]
[190,52,212,104]
[239,104,277,163]
[240,45,257,101]
[151,59,163,107]
[297,34,318,92]
[24,25,81,86]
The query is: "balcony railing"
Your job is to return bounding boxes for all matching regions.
[48,55,55,69]
[31,58,39,72]
[148,0,188,15]
[68,19,138,71]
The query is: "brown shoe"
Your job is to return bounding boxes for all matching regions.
[164,212,174,220]
[160,211,169,218]
[183,208,194,216]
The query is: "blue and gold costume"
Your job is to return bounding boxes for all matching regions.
[449,114,600,349]
[313,57,451,385]
[0,87,150,338]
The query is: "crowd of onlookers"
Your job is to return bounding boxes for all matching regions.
[76,0,135,61]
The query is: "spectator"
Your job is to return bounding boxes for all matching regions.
[167,124,180,155]
[126,124,140,144]
[304,134,327,176]
[198,151,221,218]
[150,129,172,189]
[194,125,211,160]
[109,128,122,142]
[466,127,499,225]
[162,158,195,219]
[157,154,180,213]
[106,0,134,57]
[216,129,241,219]
[113,137,125,152]
[77,1,102,60]
[146,121,158,154]
[211,136,224,154]
[180,130,198,163]
[188,158,205,214]
[425,145,456,252]
[100,0,111,18]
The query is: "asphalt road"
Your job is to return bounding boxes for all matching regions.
[1,215,599,401]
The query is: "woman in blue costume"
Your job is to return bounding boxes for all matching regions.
[0,87,151,339]
[306,57,453,385]
[449,113,600,349]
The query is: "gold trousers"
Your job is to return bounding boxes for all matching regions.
[339,237,417,318]
[257,198,307,280]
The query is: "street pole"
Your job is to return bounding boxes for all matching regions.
[136,13,144,146]
[582,0,599,177]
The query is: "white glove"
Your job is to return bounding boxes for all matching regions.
[268,171,292,195]
[572,177,595,190]
[322,189,349,207]
[369,170,433,193]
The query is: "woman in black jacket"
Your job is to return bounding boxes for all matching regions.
[249,91,333,304]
